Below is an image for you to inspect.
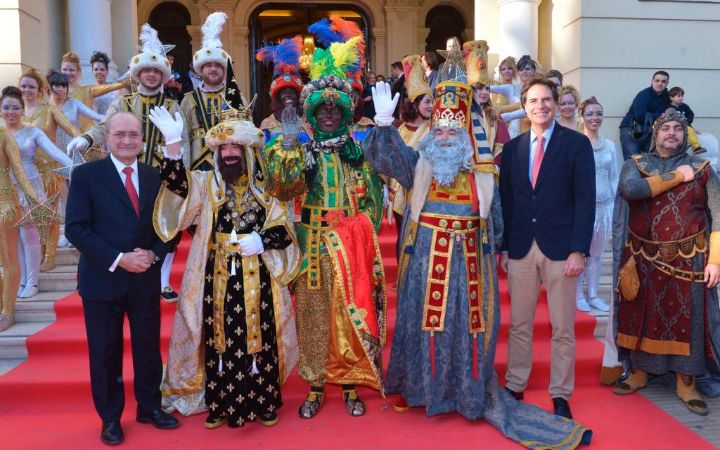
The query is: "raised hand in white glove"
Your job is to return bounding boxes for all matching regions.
[372,81,400,127]
[239,231,264,257]
[67,136,89,155]
[148,106,184,145]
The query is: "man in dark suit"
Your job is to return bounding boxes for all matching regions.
[390,61,405,119]
[66,112,180,445]
[498,78,595,419]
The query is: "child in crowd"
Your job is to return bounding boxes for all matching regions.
[669,86,705,154]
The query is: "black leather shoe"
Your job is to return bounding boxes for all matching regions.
[504,386,524,401]
[161,287,179,302]
[136,409,180,429]
[552,397,572,419]
[100,421,124,446]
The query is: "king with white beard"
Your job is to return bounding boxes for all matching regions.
[362,80,593,449]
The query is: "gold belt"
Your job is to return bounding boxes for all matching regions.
[208,232,263,356]
[627,229,706,263]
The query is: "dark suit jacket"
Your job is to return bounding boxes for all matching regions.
[499,123,596,261]
[65,156,168,301]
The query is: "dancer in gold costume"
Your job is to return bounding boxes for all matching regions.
[19,68,80,271]
[60,52,128,131]
[0,90,39,332]
[1,87,72,300]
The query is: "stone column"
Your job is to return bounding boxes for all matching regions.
[231,26,250,99]
[496,0,541,59]
[384,1,421,67]
[110,0,137,80]
[372,27,387,78]
[68,0,113,84]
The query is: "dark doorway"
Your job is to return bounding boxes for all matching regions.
[425,5,465,52]
[149,2,192,86]
[249,3,372,124]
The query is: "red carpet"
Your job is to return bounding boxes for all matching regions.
[0,221,715,449]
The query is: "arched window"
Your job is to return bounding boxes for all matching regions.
[149,2,192,82]
[425,5,465,52]
[248,3,372,123]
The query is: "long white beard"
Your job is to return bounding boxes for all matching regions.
[422,135,473,186]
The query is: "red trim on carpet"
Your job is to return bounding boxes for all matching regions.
[0,223,714,449]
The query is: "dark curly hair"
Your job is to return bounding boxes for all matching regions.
[90,51,111,69]
[1,86,24,108]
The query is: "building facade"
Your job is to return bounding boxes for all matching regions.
[0,0,718,141]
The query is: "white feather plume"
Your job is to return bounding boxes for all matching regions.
[201,12,228,49]
[138,23,165,55]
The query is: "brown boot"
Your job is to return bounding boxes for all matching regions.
[676,373,708,416]
[40,259,56,272]
[600,366,624,385]
[613,369,648,395]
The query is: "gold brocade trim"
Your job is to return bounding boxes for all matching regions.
[627,229,706,262]
[301,206,352,291]
[242,255,262,355]
[153,163,194,243]
[616,332,690,356]
[419,214,485,334]
[209,232,253,354]
[397,220,418,290]
[519,423,589,450]
[262,217,301,286]
[484,250,495,353]
[422,227,453,332]
[369,218,388,345]
[427,171,476,205]
[271,281,287,385]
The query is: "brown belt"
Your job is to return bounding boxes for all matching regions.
[627,229,706,262]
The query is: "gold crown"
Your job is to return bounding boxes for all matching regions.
[432,108,467,129]
[218,94,256,123]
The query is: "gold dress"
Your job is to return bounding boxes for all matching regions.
[0,128,38,322]
[24,103,80,269]
[69,82,127,131]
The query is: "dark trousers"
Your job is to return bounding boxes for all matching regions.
[619,126,650,160]
[82,293,162,422]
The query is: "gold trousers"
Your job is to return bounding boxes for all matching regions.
[295,256,333,386]
[0,220,20,315]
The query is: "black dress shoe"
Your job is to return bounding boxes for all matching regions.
[504,386,524,401]
[136,409,180,429]
[552,397,572,419]
[161,287,179,302]
[100,421,124,446]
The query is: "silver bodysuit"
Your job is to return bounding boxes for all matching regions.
[56,98,104,149]
[577,138,619,301]
[12,126,72,291]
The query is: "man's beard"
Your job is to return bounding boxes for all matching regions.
[421,132,473,186]
[217,155,247,184]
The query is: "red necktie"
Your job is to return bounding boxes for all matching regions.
[531,135,545,188]
[122,167,140,217]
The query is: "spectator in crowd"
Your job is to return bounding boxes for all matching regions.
[618,70,670,159]
[421,51,440,90]
[390,61,405,119]
[669,86,705,154]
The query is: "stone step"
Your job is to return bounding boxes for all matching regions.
[13,291,73,323]
[0,321,51,359]
[0,358,26,376]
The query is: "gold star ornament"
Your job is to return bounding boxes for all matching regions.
[15,192,62,242]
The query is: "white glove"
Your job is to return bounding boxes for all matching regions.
[372,81,399,127]
[67,136,89,155]
[239,231,264,257]
[148,106,184,145]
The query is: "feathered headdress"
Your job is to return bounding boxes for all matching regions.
[256,36,304,98]
[300,36,363,130]
[308,17,365,92]
[193,12,230,72]
[129,23,172,83]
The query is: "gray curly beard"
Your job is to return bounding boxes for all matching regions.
[419,129,474,186]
